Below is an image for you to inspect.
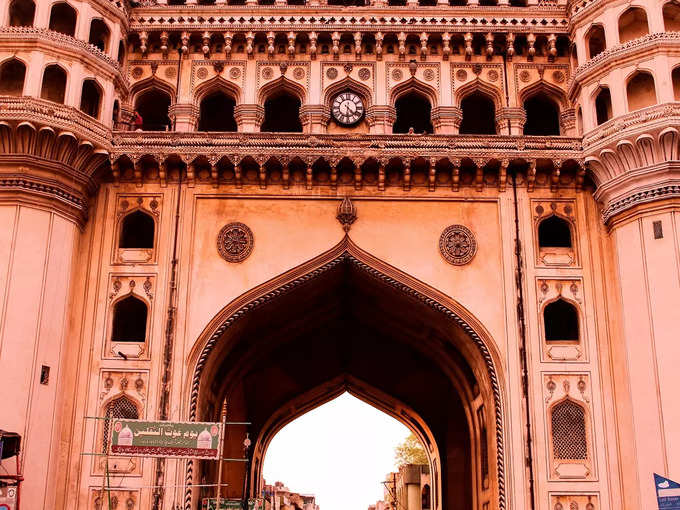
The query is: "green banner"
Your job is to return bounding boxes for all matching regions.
[201,498,264,510]
[110,419,223,459]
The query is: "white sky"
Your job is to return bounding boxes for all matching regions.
[262,392,410,510]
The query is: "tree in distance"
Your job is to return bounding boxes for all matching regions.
[394,433,428,467]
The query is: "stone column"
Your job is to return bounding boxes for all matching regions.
[366,105,396,134]
[234,104,265,133]
[170,103,200,132]
[495,107,526,135]
[400,465,423,510]
[299,104,330,134]
[431,106,462,134]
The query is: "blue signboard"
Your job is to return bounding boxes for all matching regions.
[656,473,680,509]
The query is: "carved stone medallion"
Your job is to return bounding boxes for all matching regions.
[391,69,403,81]
[217,222,254,263]
[326,67,338,79]
[196,67,208,79]
[439,224,477,265]
[358,67,371,81]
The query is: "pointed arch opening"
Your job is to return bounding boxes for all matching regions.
[538,215,572,248]
[618,7,649,43]
[626,71,656,112]
[0,59,26,96]
[594,88,612,125]
[88,18,110,52]
[261,90,302,133]
[459,92,496,135]
[393,91,433,134]
[79,79,102,119]
[111,295,148,343]
[523,93,561,135]
[134,88,172,131]
[8,0,35,26]
[198,91,237,132]
[673,67,680,100]
[48,2,77,37]
[664,2,680,31]
[119,210,155,249]
[40,64,67,104]
[186,240,506,510]
[543,299,579,342]
[585,24,606,59]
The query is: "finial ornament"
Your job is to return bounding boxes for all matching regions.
[336,196,357,233]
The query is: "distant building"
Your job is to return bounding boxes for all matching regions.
[370,464,431,510]
[263,481,319,510]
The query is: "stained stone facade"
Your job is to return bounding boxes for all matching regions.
[0,0,679,509]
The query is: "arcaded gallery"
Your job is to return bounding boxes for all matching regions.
[0,0,679,508]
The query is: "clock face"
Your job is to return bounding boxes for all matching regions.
[332,92,364,125]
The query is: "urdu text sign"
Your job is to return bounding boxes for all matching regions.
[110,419,223,459]
[656,473,680,510]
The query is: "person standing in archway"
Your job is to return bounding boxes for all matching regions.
[131,110,143,131]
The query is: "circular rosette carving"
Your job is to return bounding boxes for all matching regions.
[439,225,477,266]
[217,222,254,263]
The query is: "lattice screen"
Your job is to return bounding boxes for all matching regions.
[101,396,139,453]
[551,400,587,460]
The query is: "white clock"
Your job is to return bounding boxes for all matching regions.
[332,92,364,125]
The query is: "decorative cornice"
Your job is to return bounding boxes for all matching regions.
[601,182,680,224]
[128,9,569,33]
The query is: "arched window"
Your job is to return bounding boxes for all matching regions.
[664,2,680,31]
[111,295,148,343]
[551,400,587,460]
[261,92,302,132]
[198,92,237,132]
[40,65,67,104]
[135,89,172,131]
[618,7,649,43]
[8,0,35,26]
[459,92,496,135]
[393,92,433,134]
[88,19,110,52]
[585,25,606,59]
[102,396,139,452]
[538,215,572,248]
[544,299,579,342]
[0,59,26,96]
[120,210,155,249]
[523,94,560,135]
[626,72,656,112]
[117,40,125,66]
[48,2,77,37]
[673,67,680,100]
[594,88,612,125]
[577,107,584,135]
[421,485,431,510]
[80,79,101,118]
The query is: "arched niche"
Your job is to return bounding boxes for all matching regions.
[585,24,606,59]
[673,67,680,100]
[48,2,77,37]
[618,7,649,43]
[626,71,656,112]
[184,238,507,510]
[40,64,67,104]
[198,92,237,132]
[261,89,303,132]
[88,18,110,53]
[664,2,680,31]
[119,209,155,249]
[79,79,102,119]
[8,0,35,26]
[594,87,612,125]
[111,294,148,343]
[523,93,561,136]
[543,298,579,342]
[0,58,26,96]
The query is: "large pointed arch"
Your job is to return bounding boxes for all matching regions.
[193,74,242,105]
[130,75,176,104]
[390,77,439,108]
[454,78,503,108]
[184,236,507,510]
[518,79,568,110]
[257,75,306,104]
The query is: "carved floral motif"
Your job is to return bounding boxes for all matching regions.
[217,222,254,263]
[439,225,477,266]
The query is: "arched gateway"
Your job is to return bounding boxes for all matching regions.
[184,237,506,510]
